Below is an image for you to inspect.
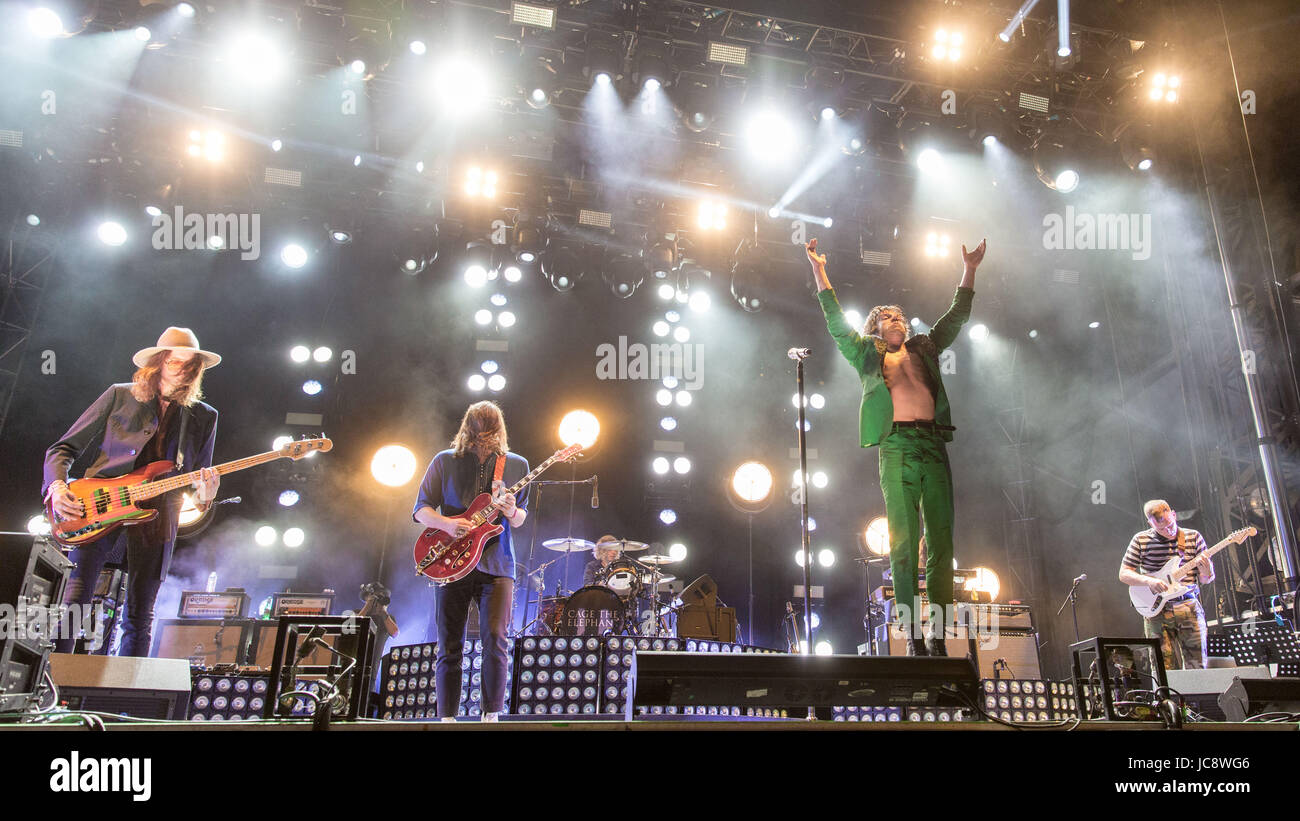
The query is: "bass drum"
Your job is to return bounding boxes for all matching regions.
[555,586,626,636]
[598,558,643,599]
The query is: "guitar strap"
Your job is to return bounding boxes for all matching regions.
[493,453,506,486]
[175,405,191,472]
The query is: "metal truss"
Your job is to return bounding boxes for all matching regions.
[0,216,57,442]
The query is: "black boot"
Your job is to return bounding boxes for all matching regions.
[905,635,929,656]
[925,635,948,656]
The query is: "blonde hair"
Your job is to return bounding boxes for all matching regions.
[130,350,206,407]
[451,401,509,457]
[593,534,619,560]
[1143,499,1172,521]
[865,304,911,338]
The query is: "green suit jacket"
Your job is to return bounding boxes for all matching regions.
[818,286,974,448]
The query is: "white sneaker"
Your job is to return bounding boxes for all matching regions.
[439,717,457,723]
[480,712,500,723]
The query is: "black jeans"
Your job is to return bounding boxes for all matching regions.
[433,569,513,716]
[54,523,165,657]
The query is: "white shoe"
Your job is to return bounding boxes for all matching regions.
[480,712,500,723]
[439,717,457,723]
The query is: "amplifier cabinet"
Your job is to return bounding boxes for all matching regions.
[151,619,254,666]
[250,619,334,669]
[676,605,736,642]
[881,623,1042,680]
[49,653,191,720]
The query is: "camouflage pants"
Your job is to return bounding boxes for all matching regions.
[1142,598,1207,671]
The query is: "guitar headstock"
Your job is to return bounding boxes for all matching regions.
[556,444,583,463]
[280,437,333,460]
[1231,526,1259,544]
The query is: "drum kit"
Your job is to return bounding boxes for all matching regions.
[522,537,682,638]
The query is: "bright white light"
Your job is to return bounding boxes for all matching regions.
[474,309,493,325]
[487,374,507,391]
[371,444,417,487]
[983,134,998,147]
[697,200,727,231]
[673,326,690,343]
[350,59,366,75]
[558,410,600,449]
[808,517,817,531]
[302,380,322,396]
[814,641,833,656]
[1054,170,1079,192]
[660,416,677,431]
[312,346,332,363]
[1153,73,1167,88]
[479,360,499,375]
[665,310,681,323]
[659,509,677,525]
[675,390,692,407]
[432,56,490,116]
[688,291,711,313]
[281,244,308,268]
[657,284,675,301]
[1168,75,1181,89]
[26,514,51,536]
[594,72,612,86]
[26,214,41,226]
[278,490,300,507]
[272,436,293,451]
[468,374,487,391]
[916,148,944,173]
[823,218,833,228]
[177,2,196,17]
[490,293,508,307]
[656,389,672,406]
[135,26,152,42]
[820,106,836,120]
[226,32,289,86]
[1137,158,1153,171]
[817,549,835,568]
[768,205,781,219]
[792,469,804,487]
[809,393,825,409]
[811,471,828,489]
[410,40,427,55]
[653,321,670,337]
[531,88,547,104]
[1028,329,1039,339]
[668,543,687,561]
[969,323,989,342]
[1057,46,1071,57]
[207,235,224,250]
[283,528,305,548]
[675,289,689,304]
[932,45,947,60]
[662,376,678,389]
[28,8,63,38]
[352,155,362,167]
[673,457,691,475]
[271,139,283,152]
[97,222,127,247]
[1165,90,1178,103]
[644,77,661,93]
[1148,87,1163,101]
[745,110,798,161]
[1088,321,1101,329]
[843,309,862,329]
[504,265,523,282]
[255,526,277,547]
[794,549,808,567]
[498,311,516,328]
[911,317,921,327]
[731,462,773,504]
[465,266,488,288]
[652,457,670,474]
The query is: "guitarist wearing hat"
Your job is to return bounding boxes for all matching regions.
[1119,499,1215,670]
[44,326,221,657]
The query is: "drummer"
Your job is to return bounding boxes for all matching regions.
[582,535,621,588]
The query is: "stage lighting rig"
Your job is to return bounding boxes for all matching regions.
[1146,71,1181,104]
[696,200,727,231]
[635,42,671,93]
[584,35,623,87]
[522,56,559,109]
[542,239,585,292]
[186,129,226,163]
[675,79,718,133]
[464,166,499,200]
[1033,124,1082,192]
[463,240,494,286]
[923,28,965,63]
[511,211,547,263]
[729,239,766,313]
[603,249,647,299]
[806,68,844,121]
[1114,122,1156,172]
[511,2,557,30]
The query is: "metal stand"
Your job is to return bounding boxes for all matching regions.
[1056,576,1084,644]
[791,349,815,720]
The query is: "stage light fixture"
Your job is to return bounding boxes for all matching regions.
[97,221,127,246]
[969,323,989,342]
[302,380,322,396]
[653,320,670,336]
[26,214,40,226]
[1089,321,1100,329]
[207,235,224,250]
[660,417,677,431]
[603,252,646,298]
[674,390,692,407]
[464,166,498,199]
[280,244,308,268]
[688,291,711,313]
[1117,123,1156,172]
[284,528,306,548]
[225,31,289,86]
[672,326,690,344]
[924,232,952,258]
[655,389,673,406]
[584,39,621,86]
[409,40,427,55]
[729,461,773,512]
[636,45,670,92]
[350,59,366,75]
[480,360,499,375]
[1148,72,1180,103]
[965,567,1001,601]
[490,294,508,307]
[659,509,677,525]
[488,374,507,391]
[371,445,417,487]
[512,2,557,29]
[652,457,670,474]
[926,29,965,62]
[177,3,196,18]
[673,457,692,475]
[745,110,798,162]
[312,347,332,363]
[28,8,64,38]
[916,147,944,173]
[272,436,293,451]
[657,285,675,302]
[814,641,833,656]
[542,240,585,293]
[669,543,687,561]
[812,471,828,489]
[26,514,50,536]
[271,139,283,152]
[1028,329,1039,339]
[431,55,490,116]
[255,526,278,547]
[558,410,599,449]
[696,200,727,231]
[474,309,492,325]
[498,311,516,328]
[468,373,487,391]
[1033,127,1082,193]
[277,489,301,508]
[135,26,152,42]
[864,517,890,556]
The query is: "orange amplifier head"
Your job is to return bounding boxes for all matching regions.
[271,592,334,617]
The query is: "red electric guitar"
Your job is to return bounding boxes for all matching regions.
[413,445,582,584]
[47,437,332,548]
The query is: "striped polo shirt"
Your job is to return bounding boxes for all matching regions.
[1122,527,1210,589]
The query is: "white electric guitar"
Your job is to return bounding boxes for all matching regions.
[1128,526,1257,617]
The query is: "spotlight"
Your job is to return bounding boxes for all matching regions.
[652,457,670,475]
[302,380,323,396]
[177,3,196,18]
[328,229,352,244]
[659,509,677,525]
[474,309,492,325]
[864,516,890,556]
[280,244,308,268]
[653,320,670,336]
[1117,123,1157,172]
[811,471,828,489]
[278,490,300,507]
[312,347,332,362]
[542,241,585,293]
[602,252,646,298]
[28,8,63,38]
[558,410,600,449]
[224,31,289,86]
[965,567,1001,601]
[636,45,670,92]
[923,232,952,259]
[371,444,417,487]
[135,26,152,42]
[481,360,499,374]
[26,514,51,536]
[1028,329,1039,339]
[968,323,989,342]
[271,139,283,152]
[677,80,718,133]
[745,110,799,162]
[1088,321,1100,329]
[26,214,40,226]
[272,436,294,451]
[728,461,773,513]
[207,235,224,250]
[584,38,621,86]
[656,389,672,406]
[431,55,490,116]
[97,222,127,247]
[350,59,366,75]
[660,417,677,431]
[674,390,692,407]
[668,543,687,561]
[409,40,427,56]
[1148,72,1181,104]
[498,311,516,328]
[814,641,833,656]
[255,526,278,547]
[487,374,507,391]
[916,148,944,173]
[1033,126,1083,193]
[673,457,692,475]
[688,291,711,313]
[464,166,499,199]
[468,373,487,391]
[283,528,306,548]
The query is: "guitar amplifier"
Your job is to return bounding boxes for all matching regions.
[272,592,334,617]
[676,605,737,642]
[881,623,1042,680]
[152,619,254,666]
[178,590,249,619]
[249,619,334,669]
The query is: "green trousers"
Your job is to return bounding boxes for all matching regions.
[1142,598,1207,670]
[879,427,955,631]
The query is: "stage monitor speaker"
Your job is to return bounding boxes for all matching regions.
[631,651,979,719]
[48,653,191,720]
[883,623,1042,680]
[151,619,253,666]
[1167,665,1271,721]
[0,534,73,713]
[1218,676,1300,722]
[676,605,736,642]
[679,575,718,609]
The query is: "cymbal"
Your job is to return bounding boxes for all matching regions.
[647,574,676,587]
[600,539,647,552]
[543,537,595,553]
[639,554,678,566]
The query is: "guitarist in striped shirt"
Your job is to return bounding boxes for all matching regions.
[1118,499,1215,670]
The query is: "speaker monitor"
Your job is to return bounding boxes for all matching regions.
[1166,665,1271,721]
[48,653,191,720]
[1218,676,1300,722]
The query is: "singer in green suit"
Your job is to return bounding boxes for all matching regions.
[806,237,985,655]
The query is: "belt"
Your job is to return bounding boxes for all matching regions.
[890,420,956,432]
[1165,590,1199,605]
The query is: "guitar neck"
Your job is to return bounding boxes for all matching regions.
[1169,531,1247,582]
[131,451,287,501]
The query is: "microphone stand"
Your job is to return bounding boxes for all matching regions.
[1056,577,1084,643]
[791,348,815,721]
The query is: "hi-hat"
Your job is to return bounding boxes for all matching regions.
[543,537,595,553]
[639,554,678,565]
[603,539,647,552]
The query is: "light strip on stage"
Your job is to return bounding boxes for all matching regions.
[511,2,556,29]
[578,209,612,228]
[707,42,748,66]
[0,129,24,148]
[861,250,892,267]
[1017,92,1050,113]
[264,167,302,187]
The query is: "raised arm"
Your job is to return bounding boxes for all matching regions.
[807,239,871,372]
[930,238,985,351]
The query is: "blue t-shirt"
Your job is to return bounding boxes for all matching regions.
[412,449,530,578]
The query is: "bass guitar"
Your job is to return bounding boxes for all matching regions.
[1128,526,1256,617]
[47,437,332,548]
[413,445,582,584]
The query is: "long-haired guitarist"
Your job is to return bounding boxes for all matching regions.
[43,327,221,657]
[412,400,529,722]
[1118,499,1215,670]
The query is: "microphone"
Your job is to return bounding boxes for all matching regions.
[591,475,599,509]
[1072,573,1087,585]
[294,626,326,663]
[787,347,811,361]
[216,496,241,505]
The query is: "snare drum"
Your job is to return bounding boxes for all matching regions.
[556,586,625,636]
[598,558,643,599]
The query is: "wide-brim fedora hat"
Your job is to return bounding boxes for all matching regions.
[132,326,222,368]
